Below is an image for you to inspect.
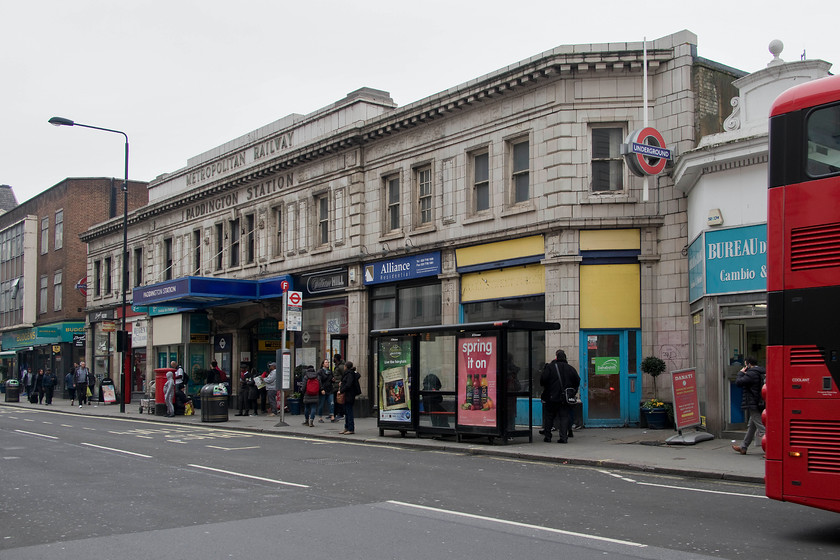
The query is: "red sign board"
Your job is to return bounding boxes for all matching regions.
[670,368,701,430]
[280,280,290,292]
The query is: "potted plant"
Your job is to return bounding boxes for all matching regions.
[640,356,669,429]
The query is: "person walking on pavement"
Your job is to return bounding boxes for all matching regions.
[339,361,361,434]
[32,368,45,404]
[540,349,580,444]
[301,365,320,427]
[163,370,175,417]
[86,368,96,405]
[43,368,57,405]
[75,361,90,408]
[317,358,335,423]
[332,354,346,421]
[66,364,77,405]
[264,362,278,416]
[732,357,766,455]
[20,368,30,398]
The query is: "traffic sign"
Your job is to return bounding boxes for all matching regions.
[288,291,302,307]
[280,280,290,292]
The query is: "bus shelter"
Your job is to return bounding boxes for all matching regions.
[371,320,560,444]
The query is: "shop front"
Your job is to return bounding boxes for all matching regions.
[294,268,350,381]
[0,322,85,393]
[688,223,767,436]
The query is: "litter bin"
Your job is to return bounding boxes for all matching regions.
[200,383,229,422]
[5,379,20,402]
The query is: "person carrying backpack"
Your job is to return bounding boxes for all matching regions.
[732,357,766,455]
[301,366,320,427]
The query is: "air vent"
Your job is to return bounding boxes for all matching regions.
[790,346,826,366]
[790,419,840,474]
[790,222,840,270]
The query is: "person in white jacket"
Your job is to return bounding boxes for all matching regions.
[163,370,175,417]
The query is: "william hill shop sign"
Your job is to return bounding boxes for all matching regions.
[688,224,767,302]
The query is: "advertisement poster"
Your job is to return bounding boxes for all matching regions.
[101,384,116,404]
[670,368,701,429]
[457,335,498,428]
[378,338,412,423]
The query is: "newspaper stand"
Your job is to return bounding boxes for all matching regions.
[371,320,560,444]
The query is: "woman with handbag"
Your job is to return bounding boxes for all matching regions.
[338,361,361,434]
[316,359,334,423]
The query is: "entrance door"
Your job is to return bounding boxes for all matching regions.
[579,330,640,427]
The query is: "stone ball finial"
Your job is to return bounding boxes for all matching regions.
[768,39,784,67]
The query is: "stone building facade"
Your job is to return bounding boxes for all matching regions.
[83,31,744,428]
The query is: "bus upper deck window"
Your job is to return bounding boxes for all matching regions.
[806,104,840,177]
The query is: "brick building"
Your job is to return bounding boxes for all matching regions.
[0,178,147,393]
[83,31,745,430]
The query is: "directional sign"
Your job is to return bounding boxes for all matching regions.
[621,127,671,177]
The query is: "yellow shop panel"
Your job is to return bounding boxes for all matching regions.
[579,229,640,251]
[456,235,544,268]
[461,264,545,302]
[580,264,640,328]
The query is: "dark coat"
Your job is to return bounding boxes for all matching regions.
[340,367,361,404]
[736,366,765,410]
[317,367,333,393]
[540,359,580,404]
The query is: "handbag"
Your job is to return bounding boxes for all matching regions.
[336,392,346,404]
[86,386,92,398]
[555,364,578,405]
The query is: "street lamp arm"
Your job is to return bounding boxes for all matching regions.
[49,116,128,144]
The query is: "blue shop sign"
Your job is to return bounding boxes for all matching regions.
[703,224,767,296]
[363,252,441,285]
[688,235,705,303]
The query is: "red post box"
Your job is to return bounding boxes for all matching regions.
[154,368,173,416]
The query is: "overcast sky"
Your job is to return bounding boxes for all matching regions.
[2,0,836,204]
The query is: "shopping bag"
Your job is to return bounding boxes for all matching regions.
[185,402,194,416]
[86,386,92,398]
[336,392,345,404]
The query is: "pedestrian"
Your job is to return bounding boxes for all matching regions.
[170,361,186,391]
[174,383,191,416]
[43,368,57,405]
[301,365,320,427]
[256,368,268,413]
[332,354,346,421]
[317,358,334,423]
[75,361,90,408]
[338,361,361,434]
[163,370,175,417]
[539,349,580,444]
[732,357,766,455]
[32,368,45,404]
[264,362,278,416]
[248,368,260,415]
[86,368,96,405]
[235,363,255,416]
[66,364,77,405]
[20,368,30,397]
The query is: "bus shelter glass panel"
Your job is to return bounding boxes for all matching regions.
[418,334,456,429]
[377,336,412,425]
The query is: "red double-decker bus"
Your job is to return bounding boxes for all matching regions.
[766,74,840,513]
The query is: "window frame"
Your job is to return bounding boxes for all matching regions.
[508,137,530,205]
[214,223,224,271]
[229,218,240,268]
[39,274,48,314]
[53,269,62,311]
[469,148,491,214]
[590,124,627,193]
[245,214,256,264]
[54,209,64,250]
[94,260,101,297]
[315,193,330,246]
[163,238,173,281]
[133,247,143,288]
[384,174,401,232]
[273,205,283,258]
[415,165,433,227]
[104,257,112,294]
[40,217,49,255]
[192,230,201,275]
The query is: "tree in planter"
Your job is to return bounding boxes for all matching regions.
[641,356,667,401]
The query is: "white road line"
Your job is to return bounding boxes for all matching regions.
[386,500,646,548]
[80,443,152,458]
[14,430,58,440]
[188,464,309,487]
[636,481,768,499]
[206,445,261,451]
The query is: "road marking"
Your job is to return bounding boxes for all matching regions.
[14,430,58,440]
[386,500,646,548]
[206,445,261,451]
[597,469,766,499]
[81,443,152,458]
[188,464,309,487]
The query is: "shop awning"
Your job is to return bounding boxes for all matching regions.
[132,275,293,309]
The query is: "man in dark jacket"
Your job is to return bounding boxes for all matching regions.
[540,349,580,444]
[732,357,766,455]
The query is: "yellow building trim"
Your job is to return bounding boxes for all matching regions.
[580,264,640,328]
[579,229,640,251]
[456,235,544,267]
[461,264,545,302]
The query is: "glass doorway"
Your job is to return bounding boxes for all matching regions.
[579,330,640,427]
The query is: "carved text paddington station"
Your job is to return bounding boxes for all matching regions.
[186,152,247,186]
[245,174,294,201]
[253,132,294,160]
[183,192,239,221]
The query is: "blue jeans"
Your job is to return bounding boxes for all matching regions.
[318,393,335,417]
[304,402,318,421]
[344,398,355,432]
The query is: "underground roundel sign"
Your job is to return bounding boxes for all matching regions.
[621,127,671,177]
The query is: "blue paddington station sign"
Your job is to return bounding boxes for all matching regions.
[689,224,767,301]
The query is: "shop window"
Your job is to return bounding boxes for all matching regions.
[53,270,62,311]
[591,126,625,192]
[54,209,64,250]
[371,283,441,330]
[509,138,530,204]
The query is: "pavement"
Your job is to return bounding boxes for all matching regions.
[1,394,766,484]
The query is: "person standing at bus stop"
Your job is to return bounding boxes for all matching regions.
[732,357,766,455]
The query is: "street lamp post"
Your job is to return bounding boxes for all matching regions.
[49,116,130,414]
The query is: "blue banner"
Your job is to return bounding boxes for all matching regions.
[363,252,441,285]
